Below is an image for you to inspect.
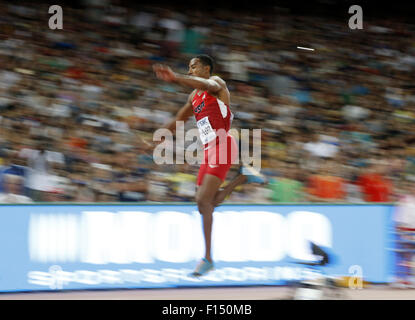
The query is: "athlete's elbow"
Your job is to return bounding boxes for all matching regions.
[206,84,221,93]
[205,80,221,93]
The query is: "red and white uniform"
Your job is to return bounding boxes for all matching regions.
[192,90,238,186]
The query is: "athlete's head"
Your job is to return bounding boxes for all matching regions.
[188,54,214,78]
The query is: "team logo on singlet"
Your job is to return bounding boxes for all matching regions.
[194,101,205,114]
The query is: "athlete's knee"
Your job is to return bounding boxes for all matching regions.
[196,196,213,214]
[197,199,211,212]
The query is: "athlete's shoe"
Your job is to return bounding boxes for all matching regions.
[190,258,214,277]
[239,165,267,185]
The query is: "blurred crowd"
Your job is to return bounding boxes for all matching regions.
[1,1,415,203]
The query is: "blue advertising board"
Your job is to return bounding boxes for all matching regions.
[0,203,396,292]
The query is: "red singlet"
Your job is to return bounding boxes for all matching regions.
[191,90,238,186]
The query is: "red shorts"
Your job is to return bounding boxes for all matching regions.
[197,134,239,186]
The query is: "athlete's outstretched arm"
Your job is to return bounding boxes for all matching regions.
[153,64,223,93]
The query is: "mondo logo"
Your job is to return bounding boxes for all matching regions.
[28,210,332,264]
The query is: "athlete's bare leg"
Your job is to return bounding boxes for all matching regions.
[212,174,247,207]
[195,173,223,263]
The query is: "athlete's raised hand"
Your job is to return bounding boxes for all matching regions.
[153,64,177,82]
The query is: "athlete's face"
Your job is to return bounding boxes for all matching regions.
[188,58,209,78]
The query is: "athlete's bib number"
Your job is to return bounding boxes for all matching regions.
[197,116,217,144]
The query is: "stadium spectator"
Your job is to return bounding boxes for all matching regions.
[0,150,28,194]
[19,144,65,201]
[306,159,347,202]
[72,180,96,202]
[268,161,305,203]
[393,181,415,287]
[0,174,33,203]
[356,160,394,202]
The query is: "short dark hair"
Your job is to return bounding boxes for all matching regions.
[196,54,214,74]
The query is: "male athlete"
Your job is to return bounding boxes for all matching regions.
[153,54,265,276]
